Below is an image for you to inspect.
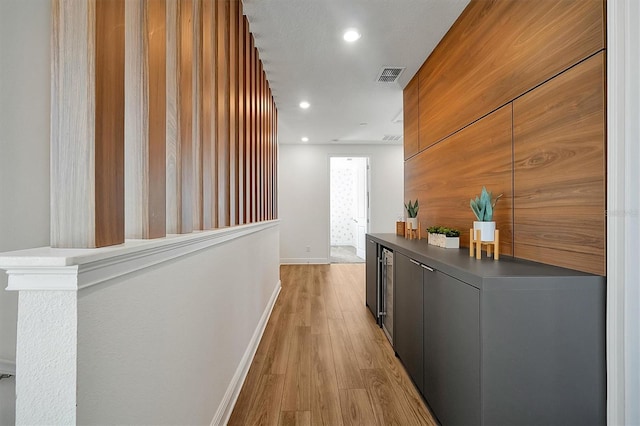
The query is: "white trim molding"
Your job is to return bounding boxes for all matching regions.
[607,1,640,425]
[280,258,329,265]
[0,220,279,291]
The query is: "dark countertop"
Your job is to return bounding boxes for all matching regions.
[367,233,603,290]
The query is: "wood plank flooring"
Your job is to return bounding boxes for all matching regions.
[228,264,437,426]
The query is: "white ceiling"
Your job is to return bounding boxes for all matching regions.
[242,0,470,145]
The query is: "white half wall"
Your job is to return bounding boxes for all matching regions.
[0,222,280,425]
[279,144,403,264]
[0,0,51,423]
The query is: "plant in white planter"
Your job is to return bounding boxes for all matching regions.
[470,186,503,242]
[427,226,460,248]
[405,199,419,230]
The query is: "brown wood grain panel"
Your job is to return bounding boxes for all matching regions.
[95,0,125,247]
[191,0,202,231]
[405,105,513,255]
[201,0,216,229]
[258,66,263,222]
[250,39,258,223]
[229,0,238,226]
[216,0,230,227]
[243,17,252,224]
[146,0,167,239]
[513,52,605,275]
[178,0,194,233]
[403,75,419,160]
[237,2,245,224]
[124,0,166,240]
[418,0,604,150]
[165,0,179,234]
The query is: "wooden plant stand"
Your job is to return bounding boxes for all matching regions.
[469,229,499,260]
[406,221,422,240]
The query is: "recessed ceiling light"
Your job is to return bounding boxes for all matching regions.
[343,29,361,42]
[299,101,310,109]
[301,137,309,142]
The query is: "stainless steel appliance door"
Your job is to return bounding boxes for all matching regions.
[381,249,394,344]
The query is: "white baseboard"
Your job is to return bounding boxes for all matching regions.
[211,279,282,426]
[280,258,329,265]
[0,359,15,375]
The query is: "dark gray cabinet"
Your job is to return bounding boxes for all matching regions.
[365,238,378,319]
[394,252,424,394]
[424,270,480,426]
[365,233,605,426]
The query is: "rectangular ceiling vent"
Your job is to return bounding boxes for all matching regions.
[382,134,402,142]
[376,67,405,83]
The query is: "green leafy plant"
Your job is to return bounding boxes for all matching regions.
[427,226,460,237]
[405,199,419,218]
[470,187,503,222]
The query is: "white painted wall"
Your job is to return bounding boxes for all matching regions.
[0,0,51,423]
[75,226,280,424]
[280,144,403,263]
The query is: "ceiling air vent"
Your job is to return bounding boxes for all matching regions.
[376,67,405,83]
[382,135,402,142]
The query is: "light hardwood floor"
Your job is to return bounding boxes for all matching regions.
[228,264,437,426]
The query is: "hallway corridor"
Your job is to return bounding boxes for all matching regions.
[228,264,436,425]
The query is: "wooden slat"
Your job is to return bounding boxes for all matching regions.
[94,0,125,247]
[403,74,419,160]
[237,2,245,224]
[250,38,258,223]
[229,0,238,225]
[124,0,166,240]
[191,0,202,231]
[165,0,179,234]
[177,0,194,234]
[418,0,605,150]
[216,0,230,227]
[405,105,513,255]
[201,0,215,229]
[513,52,605,275]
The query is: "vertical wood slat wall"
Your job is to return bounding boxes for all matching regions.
[51,0,277,248]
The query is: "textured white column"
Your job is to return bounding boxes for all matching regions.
[607,0,640,424]
[10,269,79,425]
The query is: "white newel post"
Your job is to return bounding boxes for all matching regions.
[5,267,79,425]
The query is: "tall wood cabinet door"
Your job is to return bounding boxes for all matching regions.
[394,252,424,394]
[365,239,379,319]
[403,76,419,159]
[424,271,480,426]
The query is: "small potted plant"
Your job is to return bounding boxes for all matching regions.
[470,186,503,242]
[405,199,419,231]
[427,226,460,248]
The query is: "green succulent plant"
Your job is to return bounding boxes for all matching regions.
[405,199,419,218]
[470,187,503,222]
[427,225,460,237]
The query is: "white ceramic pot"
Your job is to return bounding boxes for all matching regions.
[473,221,496,242]
[443,237,460,249]
[407,217,418,230]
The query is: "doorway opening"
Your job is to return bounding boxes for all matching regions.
[329,156,370,263]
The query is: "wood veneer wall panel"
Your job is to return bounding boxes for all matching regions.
[51,0,126,248]
[191,0,202,231]
[95,0,125,247]
[513,53,605,275]
[201,0,216,229]
[403,75,419,160]
[216,0,230,227]
[165,0,179,234]
[405,105,513,255]
[237,2,245,224]
[250,39,258,223]
[177,0,194,233]
[229,0,238,225]
[243,17,251,224]
[418,0,604,150]
[124,0,166,239]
